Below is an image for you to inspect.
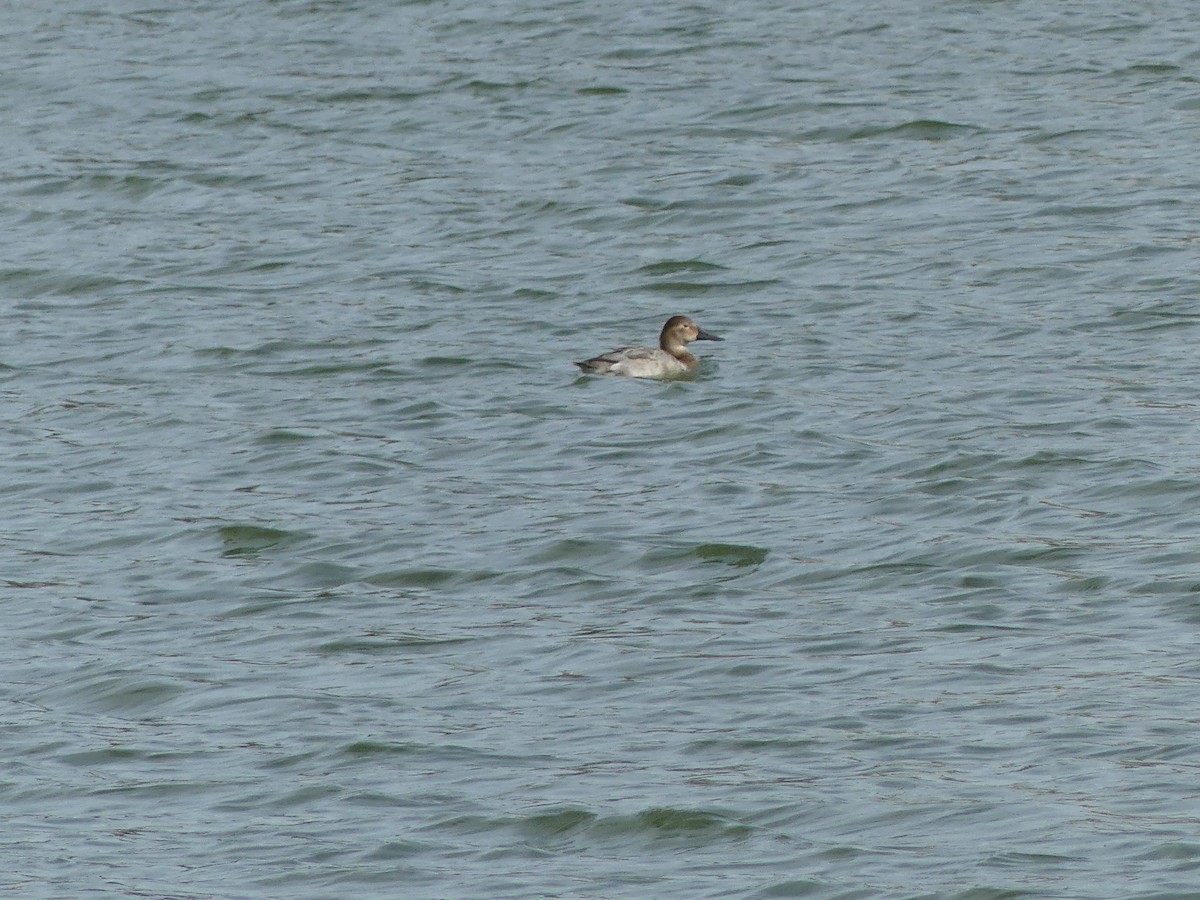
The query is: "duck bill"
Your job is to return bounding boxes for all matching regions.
[695,328,723,341]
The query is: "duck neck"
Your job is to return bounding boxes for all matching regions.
[661,340,698,368]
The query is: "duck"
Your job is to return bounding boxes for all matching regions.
[574,315,724,378]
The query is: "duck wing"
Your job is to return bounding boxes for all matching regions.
[575,346,683,378]
[574,345,644,374]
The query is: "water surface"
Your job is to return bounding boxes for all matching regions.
[5,1,1200,896]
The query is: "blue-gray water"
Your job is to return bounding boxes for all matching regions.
[5,1,1200,896]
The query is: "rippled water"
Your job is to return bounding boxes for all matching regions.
[6,1,1200,896]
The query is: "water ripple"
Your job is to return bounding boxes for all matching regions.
[6,0,1200,897]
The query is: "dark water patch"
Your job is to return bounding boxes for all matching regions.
[256,428,321,443]
[822,194,920,216]
[1058,574,1111,594]
[340,741,423,758]
[953,539,1095,570]
[1,269,142,299]
[517,808,598,838]
[385,399,444,421]
[885,120,982,141]
[216,524,308,556]
[1105,304,1200,331]
[601,807,754,843]
[88,779,215,801]
[191,345,243,360]
[1073,243,1181,267]
[577,85,628,96]
[4,578,72,590]
[417,355,471,368]
[443,806,751,850]
[363,567,504,589]
[695,543,770,568]
[641,542,770,570]
[55,675,188,716]
[236,260,291,274]
[1010,450,1104,470]
[601,45,702,62]
[181,170,275,191]
[530,538,627,567]
[985,851,1089,871]
[258,749,326,771]
[365,365,412,380]
[635,259,728,276]
[688,736,819,754]
[460,77,543,94]
[833,21,889,38]
[618,195,677,211]
[509,287,557,302]
[315,88,428,104]
[933,621,1031,636]
[1145,841,1200,861]
[749,879,826,897]
[59,745,192,766]
[718,173,763,186]
[1133,579,1200,599]
[803,119,980,142]
[1112,63,1181,77]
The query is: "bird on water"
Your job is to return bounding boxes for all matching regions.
[574,315,724,378]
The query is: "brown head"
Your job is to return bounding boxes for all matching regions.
[659,315,724,355]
